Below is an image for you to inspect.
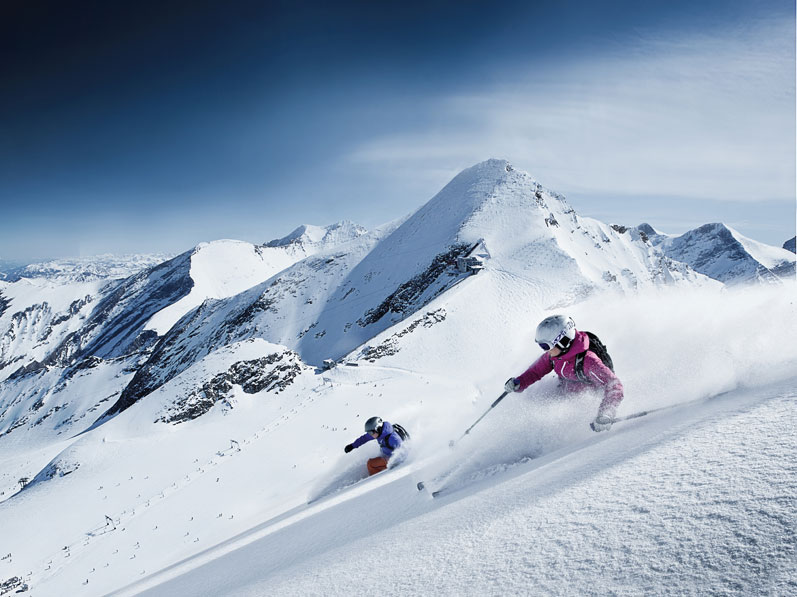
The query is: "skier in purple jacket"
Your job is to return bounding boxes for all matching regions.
[505,315,624,432]
[344,416,404,476]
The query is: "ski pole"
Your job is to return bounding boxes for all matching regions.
[449,390,509,448]
[417,390,511,493]
[612,410,651,422]
[612,391,730,424]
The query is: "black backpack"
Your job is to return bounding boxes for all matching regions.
[392,423,410,442]
[574,331,614,383]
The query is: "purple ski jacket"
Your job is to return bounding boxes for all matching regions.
[351,420,403,458]
[515,330,624,414]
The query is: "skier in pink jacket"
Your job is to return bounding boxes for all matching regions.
[504,315,623,432]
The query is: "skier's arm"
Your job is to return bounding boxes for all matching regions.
[515,353,554,392]
[351,432,375,449]
[582,353,624,413]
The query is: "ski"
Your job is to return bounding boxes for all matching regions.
[416,458,471,496]
[417,481,444,498]
[612,390,731,425]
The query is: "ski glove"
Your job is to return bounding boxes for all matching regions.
[590,415,613,433]
[505,378,520,393]
[344,444,354,453]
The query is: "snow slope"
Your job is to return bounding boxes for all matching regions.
[0,277,108,381]
[146,224,367,335]
[1,160,795,596]
[129,378,797,597]
[1,277,794,597]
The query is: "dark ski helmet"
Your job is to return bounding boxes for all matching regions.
[535,315,576,352]
[364,416,383,435]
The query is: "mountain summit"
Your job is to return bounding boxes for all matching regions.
[264,221,367,248]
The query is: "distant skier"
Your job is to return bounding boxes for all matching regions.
[344,416,407,475]
[504,315,624,432]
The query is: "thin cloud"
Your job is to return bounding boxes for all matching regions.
[347,16,795,204]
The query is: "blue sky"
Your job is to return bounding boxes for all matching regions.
[1,0,794,260]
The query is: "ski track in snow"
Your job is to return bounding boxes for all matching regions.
[121,378,796,597]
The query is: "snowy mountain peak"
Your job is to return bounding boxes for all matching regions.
[264,221,367,249]
[636,223,659,240]
[379,158,555,259]
[785,236,796,254]
[644,222,795,284]
[417,159,540,229]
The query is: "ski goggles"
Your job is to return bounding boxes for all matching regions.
[538,334,572,352]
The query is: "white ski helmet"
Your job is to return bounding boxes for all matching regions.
[535,315,577,352]
[364,416,383,434]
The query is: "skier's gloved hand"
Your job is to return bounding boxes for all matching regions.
[344,444,354,453]
[590,415,613,432]
[505,378,520,393]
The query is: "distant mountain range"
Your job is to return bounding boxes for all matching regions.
[0,157,794,446]
[639,223,795,284]
[0,254,174,283]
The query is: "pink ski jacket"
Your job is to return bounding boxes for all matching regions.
[515,330,624,414]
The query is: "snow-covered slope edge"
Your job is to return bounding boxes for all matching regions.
[144,224,367,335]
